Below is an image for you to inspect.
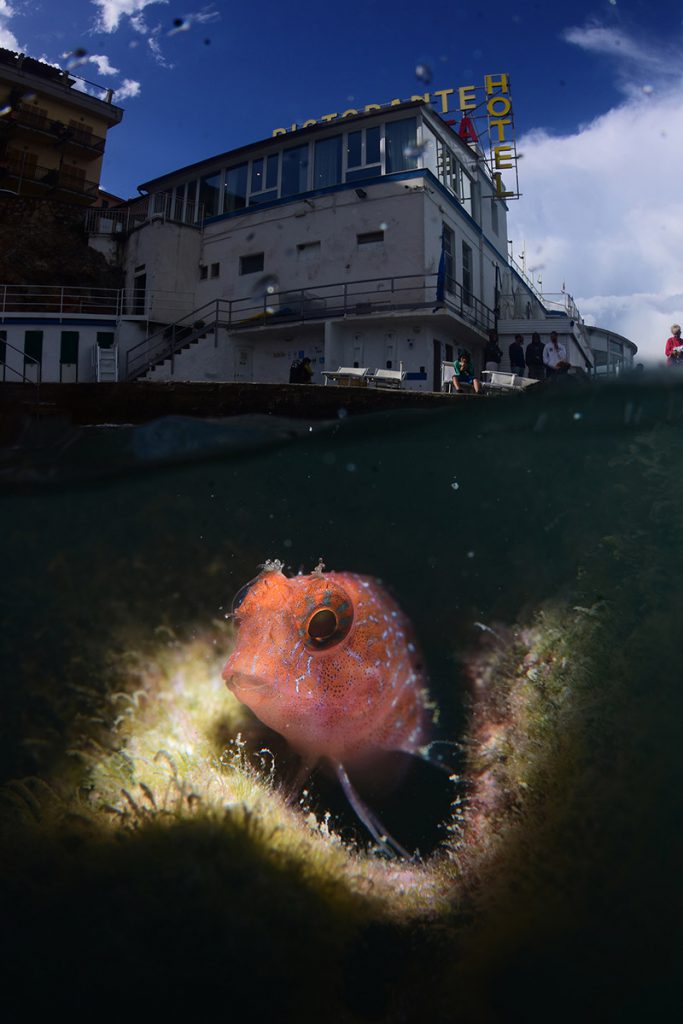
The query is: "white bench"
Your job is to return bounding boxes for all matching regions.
[367,368,406,389]
[321,366,372,387]
[481,370,540,392]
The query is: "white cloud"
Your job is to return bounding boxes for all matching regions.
[507,27,683,364]
[86,53,120,75]
[0,0,19,50]
[92,1,168,34]
[113,77,141,101]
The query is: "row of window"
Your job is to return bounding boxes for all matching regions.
[199,232,387,281]
[160,118,420,221]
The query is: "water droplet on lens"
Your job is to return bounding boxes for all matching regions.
[283,538,293,548]
[379,221,388,230]
[337,407,348,419]
[415,62,433,84]
[250,273,279,300]
[451,480,459,490]
[403,141,429,158]
[642,84,654,95]
[0,105,11,117]
[346,462,357,472]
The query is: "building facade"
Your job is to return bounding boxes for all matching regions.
[0,94,635,386]
[0,47,123,205]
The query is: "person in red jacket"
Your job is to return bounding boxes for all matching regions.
[665,324,683,365]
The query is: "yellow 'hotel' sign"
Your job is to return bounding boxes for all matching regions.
[272,74,519,199]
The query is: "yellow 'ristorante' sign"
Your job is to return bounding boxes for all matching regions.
[272,74,519,198]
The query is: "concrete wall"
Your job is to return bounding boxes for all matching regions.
[123,220,200,322]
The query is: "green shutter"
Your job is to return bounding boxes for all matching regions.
[24,331,43,364]
[60,331,79,364]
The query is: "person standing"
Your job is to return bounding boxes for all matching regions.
[508,334,526,376]
[484,329,503,371]
[665,324,683,365]
[543,331,568,377]
[525,332,545,380]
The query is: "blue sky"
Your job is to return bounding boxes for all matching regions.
[2,0,682,361]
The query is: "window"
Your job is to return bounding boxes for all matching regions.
[462,242,473,305]
[491,198,499,236]
[385,118,418,173]
[199,265,208,280]
[357,230,384,245]
[297,241,321,259]
[173,183,186,221]
[210,262,220,278]
[240,253,264,275]
[345,126,381,182]
[224,163,248,213]
[442,224,455,292]
[314,135,342,188]
[96,332,114,348]
[0,329,6,365]
[68,119,96,146]
[60,164,86,191]
[281,144,309,197]
[249,154,279,205]
[199,172,221,217]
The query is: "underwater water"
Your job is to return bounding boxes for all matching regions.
[1,373,682,1020]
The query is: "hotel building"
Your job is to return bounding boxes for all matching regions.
[0,83,635,386]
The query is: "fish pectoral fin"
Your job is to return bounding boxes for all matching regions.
[334,761,411,860]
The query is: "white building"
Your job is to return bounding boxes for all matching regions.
[0,99,634,386]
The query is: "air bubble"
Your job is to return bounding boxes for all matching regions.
[337,407,348,419]
[451,479,459,490]
[346,462,357,472]
[283,538,293,548]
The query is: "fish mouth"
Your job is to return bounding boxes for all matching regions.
[223,671,272,695]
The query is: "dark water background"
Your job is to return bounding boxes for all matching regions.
[2,372,683,1019]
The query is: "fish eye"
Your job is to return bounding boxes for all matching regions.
[307,608,338,641]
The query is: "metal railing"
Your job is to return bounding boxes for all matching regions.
[0,337,41,403]
[0,161,100,198]
[0,285,196,319]
[82,196,204,236]
[124,273,496,380]
[1,105,106,153]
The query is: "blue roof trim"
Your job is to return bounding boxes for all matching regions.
[0,318,118,326]
[202,169,425,225]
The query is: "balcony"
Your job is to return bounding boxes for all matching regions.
[0,106,106,157]
[0,159,100,199]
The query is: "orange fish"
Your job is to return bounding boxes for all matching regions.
[222,559,435,855]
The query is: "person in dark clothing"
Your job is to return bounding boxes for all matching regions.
[525,332,545,381]
[484,329,503,371]
[509,334,525,376]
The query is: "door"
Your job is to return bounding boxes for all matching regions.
[234,345,253,382]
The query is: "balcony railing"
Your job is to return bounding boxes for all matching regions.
[0,160,99,198]
[124,273,496,379]
[0,285,195,320]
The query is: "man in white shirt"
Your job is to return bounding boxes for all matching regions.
[543,331,568,376]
